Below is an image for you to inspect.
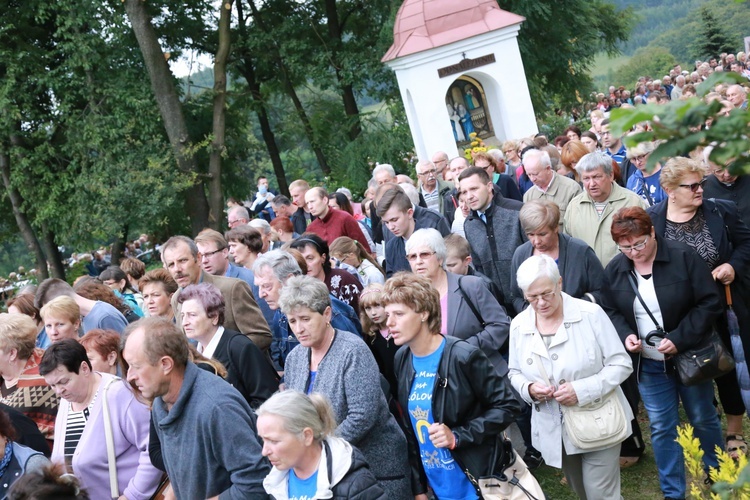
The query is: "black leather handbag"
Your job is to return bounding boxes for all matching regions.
[629,272,735,386]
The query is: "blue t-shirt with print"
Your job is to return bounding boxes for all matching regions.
[288,469,317,500]
[626,169,666,206]
[409,338,478,500]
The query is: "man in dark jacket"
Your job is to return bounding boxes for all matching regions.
[459,167,525,311]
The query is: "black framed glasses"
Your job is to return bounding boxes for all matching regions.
[201,247,226,259]
[678,178,706,192]
[418,169,437,178]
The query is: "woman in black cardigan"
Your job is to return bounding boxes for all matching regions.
[648,156,750,459]
[601,206,724,500]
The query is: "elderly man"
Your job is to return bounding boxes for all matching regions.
[459,166,524,312]
[122,317,270,499]
[671,75,686,100]
[662,75,674,99]
[227,205,250,229]
[253,250,361,372]
[271,194,307,235]
[727,84,748,110]
[563,152,647,266]
[415,159,453,215]
[431,151,450,180]
[305,187,371,251]
[161,235,271,351]
[702,145,750,221]
[248,218,274,252]
[372,163,397,186]
[522,149,581,223]
[194,229,274,325]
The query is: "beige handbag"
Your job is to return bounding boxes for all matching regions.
[477,433,545,500]
[535,354,629,451]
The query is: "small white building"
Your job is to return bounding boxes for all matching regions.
[382,0,537,160]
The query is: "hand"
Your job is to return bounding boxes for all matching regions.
[529,382,555,402]
[266,193,274,201]
[712,263,736,285]
[553,382,579,406]
[625,334,643,353]
[428,423,455,449]
[657,338,678,355]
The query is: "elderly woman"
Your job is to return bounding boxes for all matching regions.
[40,340,161,499]
[0,314,58,444]
[405,228,510,376]
[0,409,49,497]
[503,140,521,172]
[225,225,264,270]
[279,276,410,499]
[138,269,177,320]
[78,329,120,375]
[625,141,666,206]
[289,234,363,312]
[601,207,725,499]
[648,156,750,461]
[6,294,48,349]
[383,272,520,500]
[177,283,279,409]
[39,297,81,344]
[509,255,633,499]
[511,200,605,314]
[257,391,385,499]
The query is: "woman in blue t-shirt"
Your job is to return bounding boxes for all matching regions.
[257,390,386,500]
[384,272,522,500]
[625,141,667,207]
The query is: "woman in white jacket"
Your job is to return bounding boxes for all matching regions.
[508,254,633,500]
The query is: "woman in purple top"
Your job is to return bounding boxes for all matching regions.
[40,340,161,500]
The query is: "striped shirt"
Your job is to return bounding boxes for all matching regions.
[64,391,99,467]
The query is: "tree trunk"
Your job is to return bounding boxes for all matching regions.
[207,0,233,229]
[40,226,65,280]
[0,150,49,280]
[241,0,331,175]
[110,223,128,264]
[324,0,362,141]
[124,0,210,235]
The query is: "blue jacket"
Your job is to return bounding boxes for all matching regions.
[225,264,274,325]
[270,296,362,371]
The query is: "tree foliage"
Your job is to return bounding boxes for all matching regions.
[613,46,677,87]
[696,5,737,59]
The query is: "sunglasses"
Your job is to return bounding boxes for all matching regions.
[678,178,706,193]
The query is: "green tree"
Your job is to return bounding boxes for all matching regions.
[613,46,677,87]
[696,5,736,59]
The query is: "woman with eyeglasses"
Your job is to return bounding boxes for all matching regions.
[405,228,511,377]
[600,206,725,500]
[509,254,633,499]
[648,156,750,461]
[624,141,666,207]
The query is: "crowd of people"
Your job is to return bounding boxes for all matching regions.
[0,54,747,500]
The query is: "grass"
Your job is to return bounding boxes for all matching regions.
[590,52,632,91]
[530,400,750,499]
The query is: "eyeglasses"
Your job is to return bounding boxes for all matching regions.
[201,247,226,259]
[617,236,649,253]
[418,169,437,178]
[632,155,648,163]
[406,251,436,262]
[678,178,706,192]
[525,286,557,303]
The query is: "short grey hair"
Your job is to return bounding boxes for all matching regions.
[416,159,434,175]
[399,183,420,205]
[405,228,447,264]
[372,163,396,180]
[522,149,551,169]
[248,218,271,235]
[229,205,250,221]
[488,149,505,163]
[575,152,613,176]
[336,187,353,200]
[516,254,561,293]
[253,250,302,284]
[278,275,331,315]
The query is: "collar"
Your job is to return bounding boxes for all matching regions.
[517,293,583,356]
[534,171,556,193]
[199,326,225,359]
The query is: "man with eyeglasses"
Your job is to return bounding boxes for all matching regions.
[415,159,453,215]
[195,229,274,324]
[702,145,750,222]
[431,151,450,180]
[227,205,250,229]
[563,152,646,267]
[521,149,581,224]
[161,235,272,352]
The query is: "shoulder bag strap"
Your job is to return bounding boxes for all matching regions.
[438,340,452,424]
[457,276,486,328]
[626,270,664,331]
[102,377,121,499]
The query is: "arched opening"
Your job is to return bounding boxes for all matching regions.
[445,76,494,146]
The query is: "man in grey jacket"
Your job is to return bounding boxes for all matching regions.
[122,317,270,499]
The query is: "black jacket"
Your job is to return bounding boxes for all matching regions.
[443,175,522,225]
[394,336,521,495]
[213,329,280,410]
[325,441,387,500]
[601,235,722,354]
[289,206,310,235]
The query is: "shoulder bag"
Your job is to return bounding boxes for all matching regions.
[438,341,544,499]
[101,377,121,499]
[534,350,628,451]
[627,271,735,386]
[457,276,486,328]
